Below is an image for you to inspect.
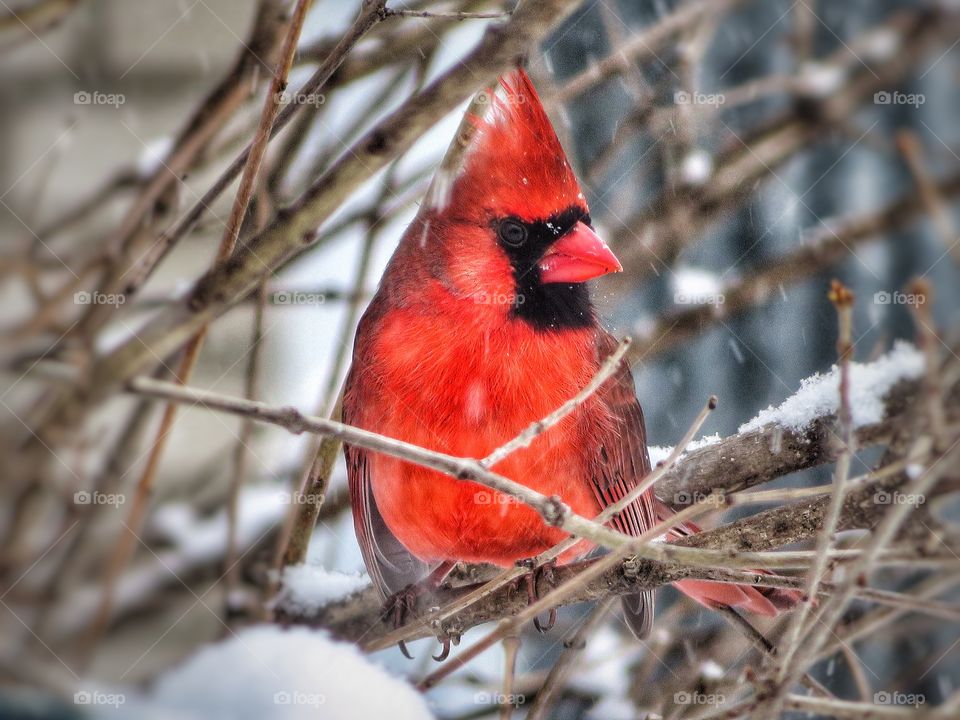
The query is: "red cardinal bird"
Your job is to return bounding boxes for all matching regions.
[343,68,798,643]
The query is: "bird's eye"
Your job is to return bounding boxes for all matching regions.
[499,219,527,247]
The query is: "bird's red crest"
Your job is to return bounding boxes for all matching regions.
[446,68,586,222]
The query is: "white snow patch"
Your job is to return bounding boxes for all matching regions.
[648,433,722,466]
[697,434,722,449]
[672,266,722,296]
[680,149,713,186]
[117,626,434,720]
[700,659,725,679]
[273,565,369,617]
[797,61,846,98]
[672,266,725,306]
[137,136,174,178]
[647,445,671,466]
[739,341,924,433]
[861,28,900,61]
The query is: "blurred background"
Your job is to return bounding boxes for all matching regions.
[1,0,959,718]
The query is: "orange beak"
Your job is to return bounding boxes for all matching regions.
[538,221,622,284]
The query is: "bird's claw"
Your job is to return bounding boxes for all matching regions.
[382,580,459,662]
[398,632,458,662]
[514,558,558,633]
[432,636,451,661]
[382,583,429,659]
[534,607,558,633]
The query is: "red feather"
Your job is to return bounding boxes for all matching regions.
[449,69,585,224]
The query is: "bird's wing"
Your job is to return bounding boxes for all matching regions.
[344,438,433,600]
[342,310,434,600]
[588,331,656,537]
[588,330,656,637]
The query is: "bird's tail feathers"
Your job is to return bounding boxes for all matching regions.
[656,502,803,617]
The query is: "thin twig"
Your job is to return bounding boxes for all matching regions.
[500,634,521,720]
[715,607,833,699]
[93,374,956,575]
[772,280,856,690]
[385,8,512,20]
[764,440,956,714]
[784,694,922,719]
[896,130,960,266]
[908,279,949,452]
[481,339,630,468]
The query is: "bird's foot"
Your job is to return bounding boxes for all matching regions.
[381,583,428,659]
[381,562,457,660]
[513,557,558,633]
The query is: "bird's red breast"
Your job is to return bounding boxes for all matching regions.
[346,258,610,565]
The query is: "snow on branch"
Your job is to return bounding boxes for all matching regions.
[738,341,925,433]
[657,342,932,506]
